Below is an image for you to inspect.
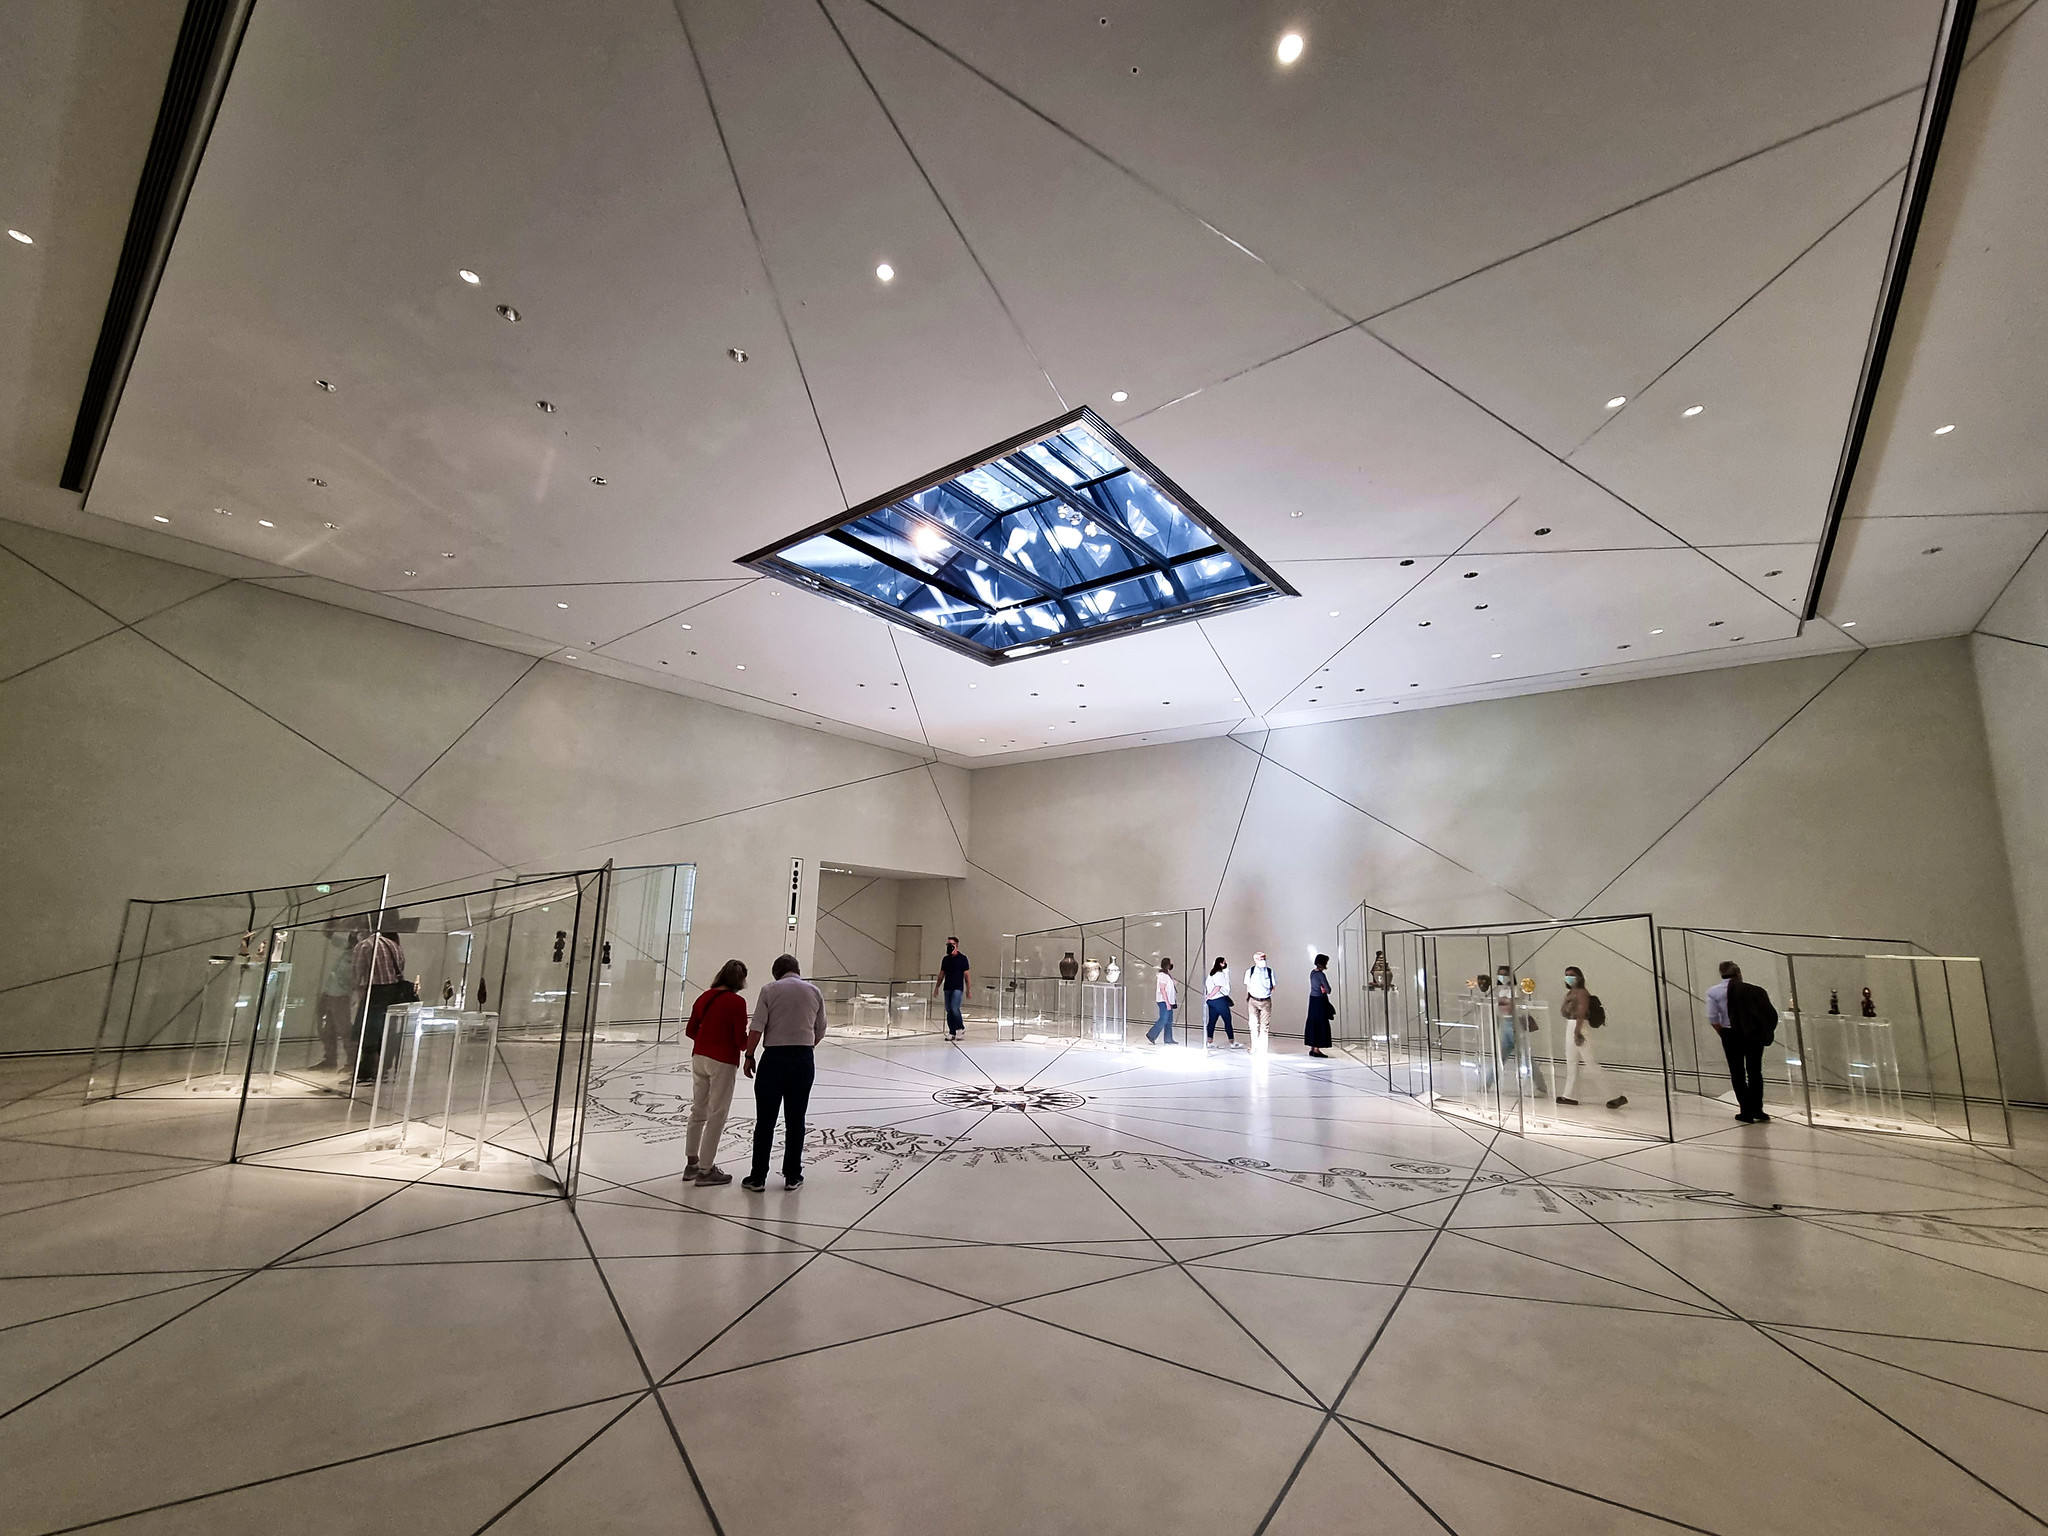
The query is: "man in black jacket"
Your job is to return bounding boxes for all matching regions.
[1708,961,1777,1123]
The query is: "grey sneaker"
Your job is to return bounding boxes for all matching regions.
[694,1168,732,1186]
[682,1162,702,1181]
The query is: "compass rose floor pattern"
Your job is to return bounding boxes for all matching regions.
[1,1034,2045,1535]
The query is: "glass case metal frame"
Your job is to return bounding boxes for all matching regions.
[1660,927,2011,1146]
[1000,908,1207,1043]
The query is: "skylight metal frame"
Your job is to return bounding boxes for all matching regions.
[739,407,1296,664]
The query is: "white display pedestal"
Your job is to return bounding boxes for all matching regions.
[1084,982,1126,1045]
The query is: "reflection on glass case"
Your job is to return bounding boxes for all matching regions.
[815,979,940,1039]
[1382,915,1675,1142]
[595,864,696,1043]
[1661,928,2010,1146]
[214,868,620,1198]
[1001,908,1206,1045]
[87,876,391,1140]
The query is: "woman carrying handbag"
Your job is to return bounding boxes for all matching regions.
[1305,953,1334,1057]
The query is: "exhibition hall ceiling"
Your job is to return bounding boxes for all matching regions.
[7,0,2047,762]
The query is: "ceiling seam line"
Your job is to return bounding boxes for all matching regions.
[1262,556,1452,714]
[669,0,850,508]
[1358,328,1799,620]
[853,0,1355,325]
[1967,524,2048,632]
[1568,650,1865,918]
[815,0,1067,409]
[963,858,1079,926]
[1562,165,1909,461]
[1973,630,2048,653]
[1206,733,1269,922]
[545,763,938,861]
[588,579,765,655]
[886,628,939,760]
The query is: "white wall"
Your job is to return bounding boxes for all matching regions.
[1974,534,2048,1102]
[0,519,967,1053]
[956,638,2045,1101]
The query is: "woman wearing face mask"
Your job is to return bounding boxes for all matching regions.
[1204,957,1237,1046]
[1557,966,1627,1110]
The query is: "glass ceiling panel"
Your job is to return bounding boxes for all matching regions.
[744,409,1292,663]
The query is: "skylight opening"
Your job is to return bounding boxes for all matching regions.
[740,407,1294,663]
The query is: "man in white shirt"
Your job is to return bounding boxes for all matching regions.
[741,955,828,1191]
[1243,952,1276,1050]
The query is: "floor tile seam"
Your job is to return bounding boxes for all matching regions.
[1017,1105,1345,1410]
[1188,1259,1726,1321]
[649,1108,1001,1386]
[1249,1126,1510,1534]
[569,1201,730,1535]
[0,1271,245,1336]
[1770,1321,2048,1356]
[943,1038,1005,1090]
[1323,1416,1460,1535]
[1418,1224,1735,1313]
[1744,1310,2048,1522]
[0,1152,209,1185]
[0,1167,447,1421]
[282,1195,576,1264]
[1760,1324,2048,1419]
[1031,1101,1440,1222]
[24,1388,651,1536]
[467,1392,649,1536]
[0,1163,221,1226]
[1486,1153,2048,1522]
[1013,1040,1080,1092]
[1788,1215,2048,1301]
[1337,1414,1729,1536]
[825,1039,985,1090]
[663,1306,998,1389]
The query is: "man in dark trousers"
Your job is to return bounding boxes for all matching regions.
[742,954,827,1191]
[935,937,971,1040]
[1707,960,1776,1123]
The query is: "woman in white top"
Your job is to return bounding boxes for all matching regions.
[1203,957,1236,1046]
[1146,958,1179,1045]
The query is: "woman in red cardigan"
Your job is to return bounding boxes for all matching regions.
[684,959,751,1186]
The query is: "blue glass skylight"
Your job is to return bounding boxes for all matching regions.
[740,408,1293,663]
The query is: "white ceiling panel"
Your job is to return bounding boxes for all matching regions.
[1822,512,2048,643]
[873,0,1943,316]
[1371,91,1918,455]
[400,580,749,653]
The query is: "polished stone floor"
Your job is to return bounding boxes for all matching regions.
[2,1032,2046,1535]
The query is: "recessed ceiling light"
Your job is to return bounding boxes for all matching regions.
[875,263,895,282]
[258,519,274,528]
[7,230,32,245]
[215,507,230,516]
[1399,558,1414,566]
[1763,569,1782,577]
[1933,423,1955,436]
[1922,545,1944,555]
[1708,620,1723,627]
[679,622,692,630]
[496,304,520,322]
[1682,405,1703,417]
[458,269,480,284]
[566,653,577,659]
[1463,571,1478,578]
[736,664,746,670]
[1841,620,1856,628]
[729,347,748,363]
[152,514,169,523]
[324,521,338,530]
[1289,510,1305,518]
[308,477,326,487]
[441,551,455,559]
[1617,643,1631,650]
[316,379,335,392]
[556,601,569,609]
[1490,652,1502,659]
[1277,31,1304,63]
[1533,527,1551,537]
[1474,604,1487,610]
[1111,390,1128,402]
[1328,610,1340,617]
[537,400,555,413]
[590,476,607,486]
[1650,628,1663,635]
[1418,620,1431,627]
[979,737,986,742]
[403,569,418,577]
[1605,396,1626,409]
[1409,683,1419,688]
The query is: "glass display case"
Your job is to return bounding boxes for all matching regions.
[1383,915,1674,1141]
[815,978,941,1039]
[1661,928,2010,1145]
[594,863,696,1042]
[87,876,389,1108]
[223,868,615,1197]
[1001,908,1205,1044]
[1333,901,1430,1094]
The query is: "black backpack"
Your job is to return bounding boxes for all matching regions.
[1585,994,1606,1029]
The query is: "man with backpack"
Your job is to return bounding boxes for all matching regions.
[1556,965,1627,1110]
[1707,960,1776,1123]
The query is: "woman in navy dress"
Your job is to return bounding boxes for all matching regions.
[1305,953,1333,1056]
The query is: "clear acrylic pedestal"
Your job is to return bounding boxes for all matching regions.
[366,1005,500,1172]
[1819,1012,1906,1130]
[181,957,269,1094]
[1084,982,1127,1045]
